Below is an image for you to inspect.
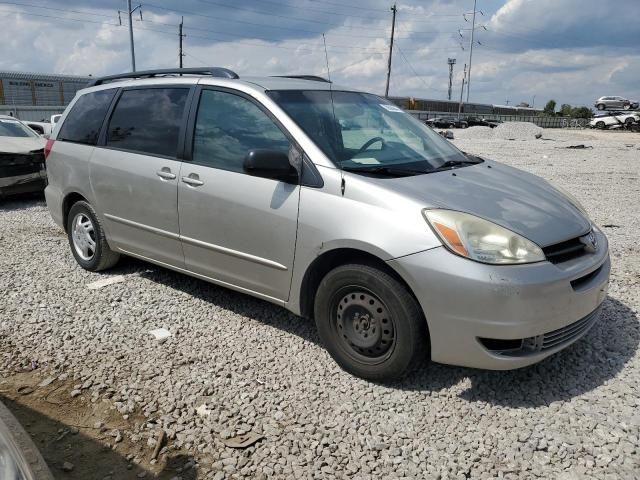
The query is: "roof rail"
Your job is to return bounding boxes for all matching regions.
[88,67,239,87]
[272,75,331,83]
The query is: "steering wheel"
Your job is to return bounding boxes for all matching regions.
[356,137,385,155]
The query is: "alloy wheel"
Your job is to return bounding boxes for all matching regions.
[71,213,96,261]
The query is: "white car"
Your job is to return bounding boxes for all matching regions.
[589,112,639,129]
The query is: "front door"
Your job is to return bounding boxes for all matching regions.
[178,88,300,302]
[90,86,191,266]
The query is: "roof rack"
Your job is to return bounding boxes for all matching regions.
[272,75,331,83]
[88,67,239,87]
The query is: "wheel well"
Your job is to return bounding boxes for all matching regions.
[62,192,87,232]
[299,248,420,321]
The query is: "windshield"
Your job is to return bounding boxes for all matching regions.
[0,119,38,138]
[268,90,470,175]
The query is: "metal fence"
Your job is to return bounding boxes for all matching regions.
[407,110,589,128]
[0,105,65,122]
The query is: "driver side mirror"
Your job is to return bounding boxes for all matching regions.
[243,149,298,183]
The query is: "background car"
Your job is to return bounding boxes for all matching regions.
[0,115,47,198]
[425,116,468,128]
[589,111,639,129]
[594,96,638,111]
[464,116,501,128]
[24,121,53,137]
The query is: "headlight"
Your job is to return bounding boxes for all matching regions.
[552,184,589,217]
[423,209,545,264]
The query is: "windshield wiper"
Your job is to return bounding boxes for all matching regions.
[429,158,483,173]
[342,165,427,177]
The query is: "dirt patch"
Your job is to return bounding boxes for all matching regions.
[0,370,201,479]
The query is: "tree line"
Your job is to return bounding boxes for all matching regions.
[542,100,592,118]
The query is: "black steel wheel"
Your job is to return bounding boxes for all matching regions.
[314,263,428,381]
[333,288,395,363]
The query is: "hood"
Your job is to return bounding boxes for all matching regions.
[0,136,46,154]
[376,160,591,247]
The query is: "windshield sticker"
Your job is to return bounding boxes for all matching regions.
[380,104,403,112]
[351,157,381,165]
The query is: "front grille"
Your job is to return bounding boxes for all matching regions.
[540,309,600,351]
[542,236,586,264]
[479,307,601,357]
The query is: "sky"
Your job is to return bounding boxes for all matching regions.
[0,0,638,107]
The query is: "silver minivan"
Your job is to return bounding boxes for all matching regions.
[45,68,610,381]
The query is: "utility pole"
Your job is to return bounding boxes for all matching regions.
[127,0,136,72]
[447,58,456,101]
[458,63,467,120]
[466,0,477,102]
[384,3,397,98]
[179,16,185,68]
[124,0,142,72]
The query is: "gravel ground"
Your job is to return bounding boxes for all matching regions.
[1,129,639,479]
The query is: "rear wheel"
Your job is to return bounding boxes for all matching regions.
[67,201,120,271]
[314,263,428,381]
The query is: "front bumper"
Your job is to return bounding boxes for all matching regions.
[0,169,47,197]
[389,230,610,370]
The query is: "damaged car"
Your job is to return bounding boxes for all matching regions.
[0,115,47,198]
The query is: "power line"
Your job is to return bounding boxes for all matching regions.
[396,45,431,91]
[147,0,379,29]
[135,17,390,52]
[0,1,115,18]
[309,0,388,13]
[0,7,119,26]
[190,0,387,21]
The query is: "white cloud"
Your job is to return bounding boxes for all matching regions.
[0,0,638,106]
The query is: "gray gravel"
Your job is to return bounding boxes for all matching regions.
[1,129,639,479]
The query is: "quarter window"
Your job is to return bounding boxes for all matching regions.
[106,88,189,157]
[58,89,116,145]
[192,90,290,173]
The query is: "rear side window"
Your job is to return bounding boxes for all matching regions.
[106,88,189,158]
[58,89,116,145]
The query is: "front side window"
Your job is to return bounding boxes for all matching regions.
[58,89,116,145]
[268,90,469,176]
[106,88,189,157]
[192,89,290,173]
[0,119,38,138]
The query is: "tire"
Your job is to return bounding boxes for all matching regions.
[66,200,120,271]
[623,104,630,110]
[596,104,605,111]
[624,117,634,126]
[448,123,455,129]
[595,121,605,129]
[314,263,428,382]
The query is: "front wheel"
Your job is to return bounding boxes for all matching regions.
[67,201,120,271]
[314,263,428,381]
[596,104,605,110]
[595,121,605,129]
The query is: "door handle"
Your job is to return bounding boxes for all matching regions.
[181,174,204,187]
[156,168,176,180]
